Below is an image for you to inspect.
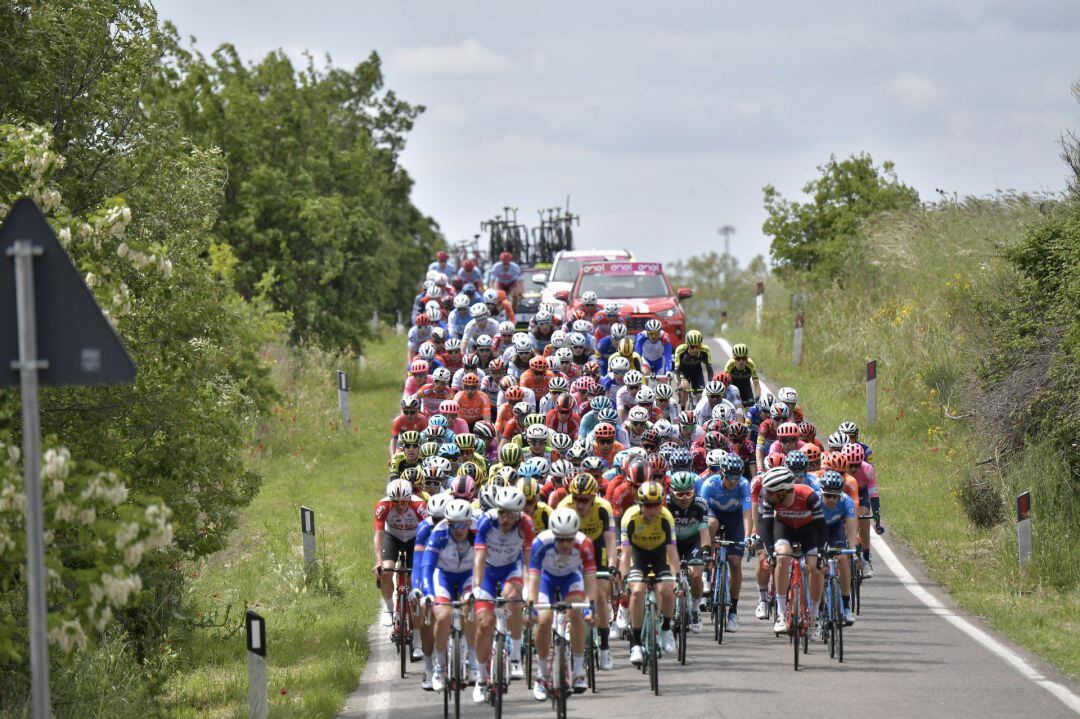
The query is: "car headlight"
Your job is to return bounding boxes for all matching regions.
[656,307,681,319]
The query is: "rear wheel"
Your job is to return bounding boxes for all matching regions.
[650,618,660,695]
[717,563,728,645]
[524,626,533,689]
[790,587,801,671]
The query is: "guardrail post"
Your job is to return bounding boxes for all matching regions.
[246,611,268,719]
[755,281,764,330]
[866,359,878,425]
[792,312,804,366]
[336,370,350,428]
[301,506,316,567]
[1016,492,1032,568]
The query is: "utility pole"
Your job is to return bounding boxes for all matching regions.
[717,225,735,285]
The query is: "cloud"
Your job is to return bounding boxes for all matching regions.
[388,38,516,76]
[890,72,946,108]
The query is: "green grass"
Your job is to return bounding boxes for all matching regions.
[164,334,404,717]
[728,196,1080,679]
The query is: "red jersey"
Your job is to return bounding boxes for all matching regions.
[545,409,580,437]
[373,497,429,541]
[761,484,823,530]
[391,413,426,437]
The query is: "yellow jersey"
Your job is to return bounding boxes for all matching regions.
[620,504,676,551]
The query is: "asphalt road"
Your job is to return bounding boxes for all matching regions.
[339,337,1080,719]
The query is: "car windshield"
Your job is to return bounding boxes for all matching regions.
[577,272,671,299]
[521,272,546,294]
[552,258,585,283]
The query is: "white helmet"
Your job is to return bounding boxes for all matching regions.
[609,323,627,340]
[478,483,497,508]
[603,302,620,315]
[425,306,442,323]
[711,403,733,423]
[454,294,470,309]
[427,492,451,519]
[495,486,527,512]
[427,285,443,299]
[546,355,560,371]
[624,370,643,386]
[549,507,581,538]
[761,466,795,493]
[513,333,533,352]
[581,290,598,304]
[418,342,437,360]
[534,309,553,325]
[525,424,550,441]
[470,303,489,319]
[627,406,650,423]
[526,456,551,476]
[608,356,630,372]
[386,478,412,501]
[483,288,500,303]
[474,334,493,349]
[572,319,592,334]
[826,432,848,451]
[705,448,728,468]
[550,330,568,348]
[554,347,573,363]
[655,383,673,400]
[432,367,452,383]
[549,375,569,392]
[498,320,515,335]
[652,419,676,438]
[568,332,588,348]
[426,270,441,283]
[644,318,662,333]
[444,498,473,523]
[777,386,798,405]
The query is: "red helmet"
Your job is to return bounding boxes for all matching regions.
[529,356,547,372]
[641,429,660,450]
[409,359,429,374]
[505,386,525,402]
[571,309,587,321]
[594,422,616,440]
[777,422,801,439]
[703,431,724,450]
[714,372,733,386]
[841,443,865,466]
[583,360,600,376]
[415,314,431,327]
[462,373,480,388]
[647,453,668,476]
[499,251,513,263]
[488,358,506,373]
[678,410,695,426]
[823,451,847,472]
[799,420,816,439]
[437,250,449,262]
[556,394,574,412]
[766,453,786,468]
[462,353,480,369]
[728,421,747,440]
[625,457,650,484]
[463,259,475,271]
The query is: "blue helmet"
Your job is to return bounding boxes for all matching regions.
[590,396,613,412]
[428,414,448,429]
[721,453,744,477]
[820,470,845,494]
[437,443,460,460]
[597,407,618,424]
[784,450,808,472]
[670,446,692,471]
[516,464,542,481]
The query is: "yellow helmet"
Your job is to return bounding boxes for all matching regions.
[618,337,635,357]
[568,474,598,497]
[636,481,665,504]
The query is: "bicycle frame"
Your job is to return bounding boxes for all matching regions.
[534,600,592,719]
[443,596,474,719]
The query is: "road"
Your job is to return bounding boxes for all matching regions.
[339,337,1080,719]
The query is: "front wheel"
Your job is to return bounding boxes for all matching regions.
[790,589,801,672]
[650,620,660,695]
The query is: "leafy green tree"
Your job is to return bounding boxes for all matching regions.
[669,252,768,334]
[147,30,443,350]
[763,153,920,277]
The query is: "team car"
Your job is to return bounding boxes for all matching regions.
[538,249,635,319]
[515,263,550,328]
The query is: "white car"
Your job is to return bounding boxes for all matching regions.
[538,249,635,318]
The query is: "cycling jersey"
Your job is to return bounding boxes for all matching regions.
[453,389,490,426]
[545,409,580,437]
[388,452,423,476]
[462,318,501,350]
[693,396,738,426]
[374,496,429,542]
[723,357,758,404]
[407,325,433,351]
[620,504,676,551]
[419,519,476,600]
[673,344,714,387]
[698,475,752,516]
[591,310,626,340]
[556,496,614,544]
[822,493,856,528]
[390,413,426,438]
[446,308,471,339]
[529,531,597,578]
[760,483,824,530]
[487,261,522,288]
[475,509,535,567]
[666,495,709,542]
[451,367,487,391]
[519,369,553,400]
[634,333,674,375]
[529,501,553,532]
[414,382,452,416]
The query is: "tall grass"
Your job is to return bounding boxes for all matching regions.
[729,195,1080,678]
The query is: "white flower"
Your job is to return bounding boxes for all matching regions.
[115,521,140,550]
[116,242,129,258]
[58,227,71,246]
[50,619,87,653]
[77,508,96,526]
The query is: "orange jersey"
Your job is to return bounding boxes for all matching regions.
[591,440,625,466]
[454,390,491,425]
[391,413,426,437]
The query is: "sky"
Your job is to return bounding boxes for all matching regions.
[153,0,1079,267]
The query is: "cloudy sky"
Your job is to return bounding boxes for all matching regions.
[154,0,1078,266]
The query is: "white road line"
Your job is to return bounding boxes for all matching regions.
[714,335,1080,716]
[363,623,395,718]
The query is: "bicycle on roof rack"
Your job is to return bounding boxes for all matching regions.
[531,202,578,265]
[482,206,530,264]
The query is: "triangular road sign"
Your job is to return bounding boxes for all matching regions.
[0,197,136,386]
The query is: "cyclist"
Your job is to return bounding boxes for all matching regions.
[759,466,827,635]
[520,355,554,402]
[620,480,680,665]
[673,330,714,406]
[390,398,426,455]
[623,405,653,448]
[723,343,760,405]
[592,303,626,340]
[526,507,598,700]
[529,309,557,351]
[545,393,581,437]
[373,479,429,627]
[616,369,645,421]
[487,251,524,304]
[666,471,711,633]
[452,373,491,429]
[522,476,553,532]
[838,420,874,463]
[428,250,456,275]
[819,470,858,626]
[411,492,450,689]
[595,323,628,371]
[755,402,791,468]
[601,355,630,405]
[654,383,680,423]
[389,431,424,475]
[472,487,532,701]
[578,291,600,321]
[558,474,618,670]
[693,379,739,426]
[457,258,484,289]
[462,304,501,351]
[447,294,472,340]
[407,314,434,360]
[842,442,883,577]
[635,319,674,377]
[699,454,753,630]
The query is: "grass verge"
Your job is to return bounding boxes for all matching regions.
[164,334,403,717]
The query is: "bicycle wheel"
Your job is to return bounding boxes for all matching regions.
[790,586,801,671]
[717,563,728,645]
[640,604,650,675]
[801,581,810,655]
[676,594,687,665]
[494,632,504,718]
[650,618,660,696]
[711,567,722,642]
[397,592,408,678]
[587,627,596,692]
[452,632,462,719]
[524,625,534,689]
[555,634,568,719]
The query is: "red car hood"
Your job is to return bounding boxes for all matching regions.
[596,297,678,315]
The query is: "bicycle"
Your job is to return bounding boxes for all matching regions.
[775,544,812,671]
[822,547,856,662]
[673,560,691,665]
[639,573,671,696]
[376,550,415,679]
[443,596,474,719]
[485,596,525,718]
[851,547,865,616]
[707,533,739,645]
[533,599,593,719]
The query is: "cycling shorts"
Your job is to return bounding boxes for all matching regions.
[627,545,671,582]
[381,533,415,565]
[495,280,521,294]
[475,562,523,612]
[711,512,746,557]
[680,366,709,391]
[537,571,585,605]
[675,536,704,565]
[827,522,848,548]
[857,485,871,510]
[774,523,819,556]
[433,568,473,604]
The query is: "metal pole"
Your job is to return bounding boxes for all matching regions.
[9,239,51,718]
[792,312,804,366]
[866,359,878,425]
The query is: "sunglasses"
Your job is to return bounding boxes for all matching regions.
[572,495,593,503]
[403,410,418,415]
[448,522,470,530]
[597,439,614,445]
[673,491,694,499]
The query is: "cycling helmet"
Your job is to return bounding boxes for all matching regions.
[399,430,422,447]
[408,360,429,376]
[549,459,574,479]
[470,303,489,319]
[444,338,463,353]
[554,347,574,364]
[429,455,453,475]
[549,375,570,393]
[623,371,644,391]
[777,422,801,439]
[625,457,651,485]
[427,415,448,430]
[728,421,748,441]
[669,471,696,493]
[432,367,452,383]
[731,343,749,358]
[473,421,496,443]
[461,372,480,388]
[549,433,572,455]
[803,444,822,463]
[525,454,551,474]
[512,333,532,352]
[655,383,673,400]
[486,465,513,487]
[568,474,599,496]
[483,287,500,303]
[676,410,693,426]
[705,380,725,397]
[711,404,733,423]
[837,420,859,438]
[426,306,442,323]
[512,401,531,418]
[602,302,620,317]
[770,403,790,421]
[521,477,541,501]
[453,293,470,309]
[516,463,542,484]
[703,432,724,451]
[704,448,726,469]
[608,356,631,373]
[568,332,588,349]
[386,478,412,502]
[439,399,459,416]
[761,466,796,493]
[499,443,523,465]
[609,323,627,340]
[583,360,601,375]
[417,342,437,360]
[596,408,619,426]
[444,498,473,523]
[841,443,866,466]
[798,421,817,440]
[652,419,676,438]
[777,386,798,405]
[454,433,476,451]
[534,310,554,326]
[590,396,612,412]
[549,507,581,537]
[488,357,505,374]
[714,372,732,387]
[594,422,616,440]
[437,443,460,461]
[581,291,598,305]
[685,330,703,346]
[644,319,662,334]
[427,492,451,519]
[572,319,593,335]
[544,355,559,371]
[554,395,574,414]
[826,431,847,451]
[784,450,808,471]
[627,405,650,423]
[721,453,744,477]
[525,424,550,442]
[641,428,660,450]
[757,392,775,411]
[415,313,432,328]
[549,330,568,347]
[647,453,668,476]
[496,486,527,512]
[448,475,475,500]
[476,334,496,350]
[523,413,546,428]
[670,446,692,471]
[765,453,786,469]
[462,352,481,369]
[527,355,546,372]
[635,387,655,404]
[565,444,589,464]
[420,441,440,459]
[581,456,607,473]
[498,320,515,335]
[636,481,665,504]
[814,470,841,492]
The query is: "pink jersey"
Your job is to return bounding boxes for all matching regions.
[849,461,879,498]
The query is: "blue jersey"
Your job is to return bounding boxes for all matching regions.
[447,308,471,339]
[419,519,476,595]
[634,333,673,374]
[699,475,752,516]
[745,405,767,444]
[595,336,619,373]
[793,472,822,495]
[578,409,601,440]
[411,518,438,590]
[822,493,856,527]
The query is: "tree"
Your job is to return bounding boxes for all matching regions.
[763,153,920,277]
[669,252,768,334]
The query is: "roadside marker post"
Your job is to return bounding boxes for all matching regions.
[1016,492,1032,568]
[720,309,728,333]
[301,506,316,566]
[866,359,878,425]
[336,370,351,428]
[755,281,764,330]
[1,198,137,719]
[792,312,804,366]
[395,310,403,334]
[246,611,268,719]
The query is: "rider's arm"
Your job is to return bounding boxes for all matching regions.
[661,342,674,375]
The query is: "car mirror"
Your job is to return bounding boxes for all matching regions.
[677,287,694,300]
[532,273,547,284]
[554,290,570,302]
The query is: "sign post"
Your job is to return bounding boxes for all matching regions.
[246,611,268,719]
[755,281,764,330]
[1,198,137,719]
[792,312,804,366]
[866,359,878,425]
[336,370,350,428]
[300,506,316,566]
[1016,492,1032,568]
[720,309,728,333]
[395,310,403,334]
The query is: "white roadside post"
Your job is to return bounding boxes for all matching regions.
[395,310,403,334]
[1016,492,1032,568]
[866,359,878,425]
[301,506,316,567]
[246,611,268,719]
[755,281,764,330]
[336,370,351,428]
[720,309,728,333]
[792,312,804,366]
[370,309,380,332]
